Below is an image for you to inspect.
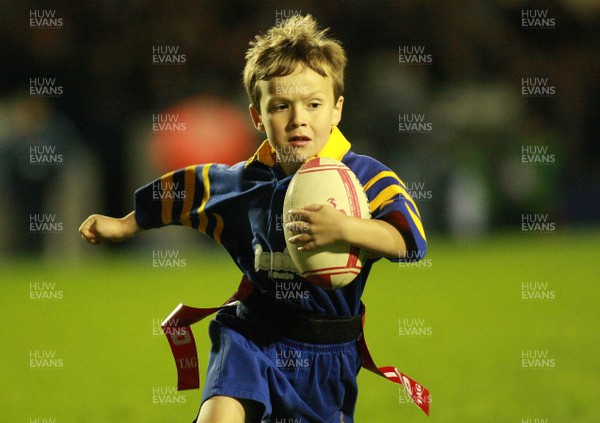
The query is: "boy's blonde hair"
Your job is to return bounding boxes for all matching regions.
[243,14,346,111]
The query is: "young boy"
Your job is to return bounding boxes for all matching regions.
[79,15,426,423]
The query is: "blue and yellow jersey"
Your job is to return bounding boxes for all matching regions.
[135,127,426,317]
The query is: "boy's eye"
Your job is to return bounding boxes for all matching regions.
[308,102,321,109]
[272,104,288,111]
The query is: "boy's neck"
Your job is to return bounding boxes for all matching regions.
[279,161,302,176]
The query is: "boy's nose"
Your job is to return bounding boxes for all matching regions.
[289,107,307,128]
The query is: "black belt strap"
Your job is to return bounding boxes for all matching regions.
[237,289,363,344]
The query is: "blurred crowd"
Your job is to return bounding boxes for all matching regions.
[1,0,598,255]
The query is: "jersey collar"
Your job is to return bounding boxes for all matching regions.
[245,126,351,168]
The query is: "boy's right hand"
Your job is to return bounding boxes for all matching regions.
[79,211,142,245]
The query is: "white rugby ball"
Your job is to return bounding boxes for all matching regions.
[283,157,371,290]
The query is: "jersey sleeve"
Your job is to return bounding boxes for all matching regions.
[134,164,225,243]
[346,154,427,262]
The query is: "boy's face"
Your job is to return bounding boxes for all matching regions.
[249,64,344,175]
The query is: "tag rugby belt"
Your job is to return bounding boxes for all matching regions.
[161,276,431,416]
[238,289,363,344]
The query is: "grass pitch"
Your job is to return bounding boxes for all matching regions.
[1,229,598,422]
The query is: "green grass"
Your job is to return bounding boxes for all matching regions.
[1,230,599,422]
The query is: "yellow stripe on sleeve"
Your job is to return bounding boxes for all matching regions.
[376,198,427,243]
[196,164,212,234]
[212,213,224,244]
[179,165,197,227]
[363,171,397,191]
[365,171,420,218]
[397,185,421,219]
[369,185,402,214]
[405,203,427,242]
[160,171,175,225]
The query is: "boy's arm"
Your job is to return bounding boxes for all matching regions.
[133,165,222,241]
[79,211,142,244]
[287,204,407,259]
[288,159,426,261]
[80,163,223,245]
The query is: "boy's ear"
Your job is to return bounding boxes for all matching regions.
[249,104,265,132]
[331,96,344,126]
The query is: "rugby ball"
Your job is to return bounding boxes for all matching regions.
[283,157,371,290]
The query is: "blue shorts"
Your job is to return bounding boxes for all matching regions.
[201,305,361,422]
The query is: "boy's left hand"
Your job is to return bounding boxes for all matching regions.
[286,204,347,251]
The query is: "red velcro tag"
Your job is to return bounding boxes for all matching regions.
[359,304,430,416]
[162,324,199,390]
[379,366,431,416]
[161,303,232,391]
[160,278,254,392]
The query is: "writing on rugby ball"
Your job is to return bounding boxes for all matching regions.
[283,157,371,290]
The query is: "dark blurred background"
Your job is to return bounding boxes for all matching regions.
[1,0,598,256]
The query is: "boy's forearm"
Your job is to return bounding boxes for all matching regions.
[79,211,143,245]
[121,211,143,238]
[286,205,409,258]
[341,216,407,259]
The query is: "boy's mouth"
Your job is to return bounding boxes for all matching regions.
[288,135,311,146]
